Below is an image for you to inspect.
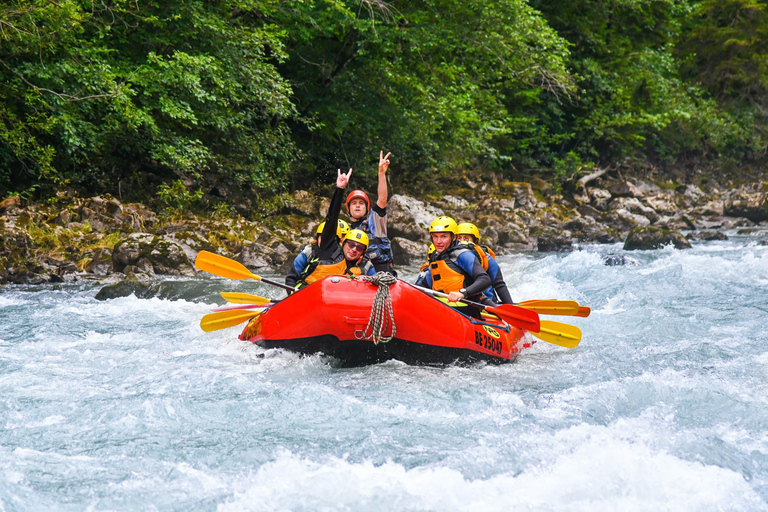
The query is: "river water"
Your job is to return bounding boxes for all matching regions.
[1,234,767,511]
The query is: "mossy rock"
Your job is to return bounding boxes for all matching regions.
[623,227,692,250]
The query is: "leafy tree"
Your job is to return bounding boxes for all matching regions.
[530,0,746,167]
[272,0,573,185]
[0,0,299,200]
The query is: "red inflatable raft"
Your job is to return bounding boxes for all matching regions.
[239,276,532,366]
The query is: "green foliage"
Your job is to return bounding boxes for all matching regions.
[273,0,574,182]
[157,179,203,213]
[1,0,766,203]
[0,0,298,199]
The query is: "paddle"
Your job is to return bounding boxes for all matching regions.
[211,303,271,312]
[536,320,581,348]
[220,292,274,304]
[195,250,294,292]
[519,299,591,318]
[407,282,540,333]
[200,309,262,333]
[481,310,582,348]
[516,300,579,316]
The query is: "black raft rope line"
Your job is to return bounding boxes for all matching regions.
[357,272,397,345]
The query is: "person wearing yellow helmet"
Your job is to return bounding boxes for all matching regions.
[415,243,436,287]
[346,151,396,276]
[285,219,350,289]
[292,169,376,289]
[422,216,492,318]
[456,222,514,305]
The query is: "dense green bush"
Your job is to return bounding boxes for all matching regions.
[2,0,766,204]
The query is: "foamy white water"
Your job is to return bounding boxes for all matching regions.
[1,233,767,511]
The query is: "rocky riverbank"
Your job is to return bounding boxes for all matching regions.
[2,173,767,292]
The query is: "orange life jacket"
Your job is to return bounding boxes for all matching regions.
[461,242,489,271]
[299,247,372,287]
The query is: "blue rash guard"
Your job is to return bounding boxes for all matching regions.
[483,256,500,301]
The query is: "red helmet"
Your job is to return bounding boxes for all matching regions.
[345,190,370,214]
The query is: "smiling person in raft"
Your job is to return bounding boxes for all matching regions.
[345,151,396,276]
[419,216,493,319]
[293,168,376,290]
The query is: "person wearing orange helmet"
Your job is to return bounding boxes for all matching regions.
[293,169,375,289]
[421,216,492,318]
[345,151,396,276]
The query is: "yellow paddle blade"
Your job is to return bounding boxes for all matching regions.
[220,292,271,305]
[530,320,581,349]
[200,309,262,333]
[194,250,262,282]
[518,300,580,316]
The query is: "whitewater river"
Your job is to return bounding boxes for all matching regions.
[1,234,767,511]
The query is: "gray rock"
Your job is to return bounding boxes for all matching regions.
[608,180,642,198]
[609,197,660,224]
[387,194,445,241]
[687,230,728,241]
[502,182,536,210]
[112,233,195,276]
[724,189,768,222]
[85,248,113,275]
[537,232,574,252]
[587,188,612,211]
[390,237,426,266]
[644,192,678,215]
[605,208,652,232]
[623,227,692,250]
[237,243,273,271]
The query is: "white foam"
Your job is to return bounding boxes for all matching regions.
[218,445,761,512]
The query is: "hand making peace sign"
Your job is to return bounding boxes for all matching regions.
[379,151,391,174]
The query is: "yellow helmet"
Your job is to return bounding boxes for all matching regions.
[316,219,349,239]
[343,229,370,248]
[457,222,480,241]
[428,243,436,255]
[428,216,458,235]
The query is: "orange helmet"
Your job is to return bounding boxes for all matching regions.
[346,190,370,214]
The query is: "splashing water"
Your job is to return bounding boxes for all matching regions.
[1,235,767,511]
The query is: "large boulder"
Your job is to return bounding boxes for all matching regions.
[623,227,692,250]
[112,233,195,276]
[724,188,768,223]
[387,194,445,241]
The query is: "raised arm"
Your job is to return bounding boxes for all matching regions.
[377,151,391,209]
[318,168,352,256]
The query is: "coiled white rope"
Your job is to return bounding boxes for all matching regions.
[358,272,397,344]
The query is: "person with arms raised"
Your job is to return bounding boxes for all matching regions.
[295,169,376,289]
[346,151,396,276]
